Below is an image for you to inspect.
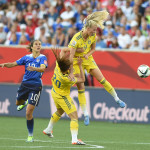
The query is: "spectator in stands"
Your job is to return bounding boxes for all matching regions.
[113,7,124,25]
[65,27,77,46]
[111,37,119,48]
[6,5,18,24]
[17,0,28,11]
[41,33,52,47]
[107,0,117,17]
[121,0,133,21]
[127,4,140,21]
[141,20,150,37]
[117,26,131,49]
[103,20,114,37]
[19,34,30,45]
[39,26,47,41]
[130,38,142,51]
[52,25,65,46]
[0,10,7,25]
[60,2,75,27]
[26,15,36,40]
[5,25,17,45]
[16,11,26,25]
[0,23,6,44]
[56,0,65,15]
[9,33,19,45]
[128,20,139,37]
[18,24,30,41]
[75,13,85,31]
[132,29,148,49]
[104,31,114,48]
[47,6,59,26]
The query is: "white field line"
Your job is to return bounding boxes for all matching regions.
[0,137,104,149]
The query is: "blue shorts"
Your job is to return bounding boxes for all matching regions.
[16,83,42,106]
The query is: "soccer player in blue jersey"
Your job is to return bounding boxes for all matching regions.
[0,40,48,142]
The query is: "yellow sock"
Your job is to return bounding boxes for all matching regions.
[78,90,88,116]
[46,112,61,132]
[70,119,78,143]
[100,78,119,101]
[51,112,61,123]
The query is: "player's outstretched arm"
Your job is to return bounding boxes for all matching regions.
[0,62,18,68]
[27,64,46,72]
[76,57,85,83]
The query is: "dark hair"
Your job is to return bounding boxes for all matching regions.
[27,40,39,52]
[52,48,71,73]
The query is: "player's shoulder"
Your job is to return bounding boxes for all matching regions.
[39,54,46,58]
[71,31,82,41]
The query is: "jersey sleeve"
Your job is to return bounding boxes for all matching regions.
[40,56,48,68]
[16,56,26,65]
[68,35,78,49]
[71,77,77,85]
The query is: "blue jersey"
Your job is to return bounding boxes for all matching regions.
[16,54,48,87]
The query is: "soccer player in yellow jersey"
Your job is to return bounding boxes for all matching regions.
[68,10,126,126]
[43,48,85,145]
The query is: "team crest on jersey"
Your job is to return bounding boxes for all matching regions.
[36,59,40,62]
[71,40,77,46]
[44,60,47,65]
[88,40,91,44]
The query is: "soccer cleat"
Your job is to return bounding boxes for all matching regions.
[43,130,54,138]
[84,115,90,126]
[117,99,126,108]
[26,136,34,142]
[17,100,28,111]
[72,139,86,145]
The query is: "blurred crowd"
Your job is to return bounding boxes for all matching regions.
[0,0,150,50]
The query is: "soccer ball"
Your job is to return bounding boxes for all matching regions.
[137,64,150,78]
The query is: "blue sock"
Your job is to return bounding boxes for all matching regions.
[27,118,34,136]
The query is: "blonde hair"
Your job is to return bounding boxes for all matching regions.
[83,10,109,29]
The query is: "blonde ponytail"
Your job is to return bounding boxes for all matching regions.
[83,10,109,29]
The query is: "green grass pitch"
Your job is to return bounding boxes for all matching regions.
[0,116,150,150]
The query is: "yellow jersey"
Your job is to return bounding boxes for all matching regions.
[52,62,77,96]
[68,31,96,58]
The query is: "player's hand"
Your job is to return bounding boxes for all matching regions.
[77,57,83,66]
[68,73,74,80]
[27,66,35,71]
[84,55,88,59]
[76,48,84,53]
[0,63,5,68]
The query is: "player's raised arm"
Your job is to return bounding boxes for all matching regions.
[0,61,18,68]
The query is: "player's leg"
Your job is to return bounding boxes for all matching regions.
[73,61,89,125]
[43,108,64,137]
[68,111,85,145]
[89,68,126,108]
[43,89,64,137]
[26,104,35,142]
[16,84,29,111]
[76,82,89,126]
[26,89,41,142]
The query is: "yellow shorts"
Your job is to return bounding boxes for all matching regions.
[51,89,77,115]
[73,57,98,74]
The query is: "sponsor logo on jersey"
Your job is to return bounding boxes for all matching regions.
[88,40,91,44]
[36,59,40,62]
[71,40,77,46]
[44,60,47,65]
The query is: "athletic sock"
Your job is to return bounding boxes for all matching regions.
[78,90,88,117]
[27,118,34,136]
[46,112,61,133]
[70,119,78,143]
[100,78,119,102]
